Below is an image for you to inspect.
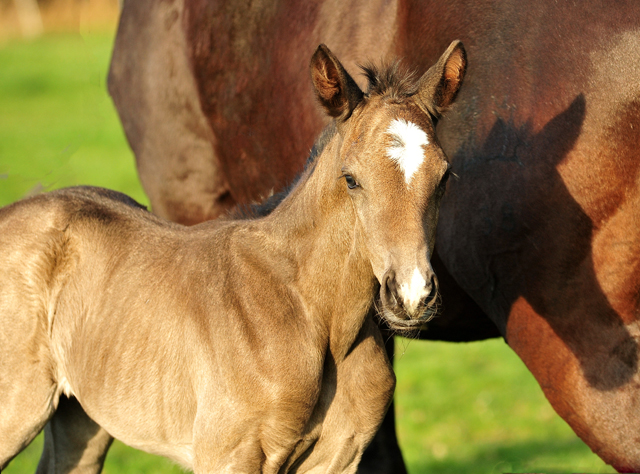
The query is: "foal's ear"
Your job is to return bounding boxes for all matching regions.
[310,44,364,120]
[416,40,467,118]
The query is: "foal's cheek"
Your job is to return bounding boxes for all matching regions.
[422,200,441,252]
[361,234,388,282]
[359,223,391,282]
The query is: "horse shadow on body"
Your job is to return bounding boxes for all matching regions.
[439,90,638,393]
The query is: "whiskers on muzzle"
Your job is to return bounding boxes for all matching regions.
[375,279,441,338]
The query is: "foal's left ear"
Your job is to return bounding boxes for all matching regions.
[417,40,467,118]
[310,44,364,120]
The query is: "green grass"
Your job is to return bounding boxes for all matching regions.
[394,339,612,473]
[0,33,614,473]
[0,32,147,206]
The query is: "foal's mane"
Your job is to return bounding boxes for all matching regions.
[231,61,419,220]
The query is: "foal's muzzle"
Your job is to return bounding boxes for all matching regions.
[378,270,439,333]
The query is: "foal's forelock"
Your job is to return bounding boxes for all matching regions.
[361,61,419,101]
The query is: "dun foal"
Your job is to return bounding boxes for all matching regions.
[0,42,465,473]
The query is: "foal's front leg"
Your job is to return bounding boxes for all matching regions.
[191,385,316,473]
[192,432,265,474]
[291,316,396,474]
[37,396,113,474]
[358,335,407,474]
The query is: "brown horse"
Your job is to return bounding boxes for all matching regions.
[0,43,466,473]
[108,1,640,472]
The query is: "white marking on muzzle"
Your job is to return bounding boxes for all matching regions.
[387,119,429,184]
[398,267,429,315]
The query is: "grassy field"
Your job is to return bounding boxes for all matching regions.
[0,32,147,207]
[0,32,615,474]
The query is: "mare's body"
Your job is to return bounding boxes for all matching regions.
[109,1,640,471]
[1,43,465,473]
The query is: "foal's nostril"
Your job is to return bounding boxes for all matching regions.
[425,274,439,305]
[380,271,399,310]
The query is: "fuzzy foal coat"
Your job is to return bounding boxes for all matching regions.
[0,182,393,472]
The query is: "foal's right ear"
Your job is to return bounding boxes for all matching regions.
[416,40,467,118]
[310,44,364,121]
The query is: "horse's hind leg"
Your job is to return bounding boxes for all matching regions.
[0,348,56,470]
[36,396,113,474]
[0,298,61,470]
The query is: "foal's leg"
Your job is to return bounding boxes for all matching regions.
[0,376,55,470]
[291,316,396,474]
[0,285,61,470]
[0,330,56,470]
[358,335,407,474]
[36,396,113,474]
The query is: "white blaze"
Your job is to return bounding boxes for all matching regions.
[398,267,429,314]
[386,118,429,184]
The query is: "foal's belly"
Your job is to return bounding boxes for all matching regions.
[64,359,199,469]
[51,303,202,468]
[54,308,320,472]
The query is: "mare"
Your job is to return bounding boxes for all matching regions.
[108,1,640,472]
[0,43,466,473]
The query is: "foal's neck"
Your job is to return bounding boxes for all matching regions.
[262,136,376,359]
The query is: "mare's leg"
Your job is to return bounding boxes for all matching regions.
[109,0,235,226]
[36,396,113,474]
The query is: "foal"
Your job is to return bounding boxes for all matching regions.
[0,41,465,473]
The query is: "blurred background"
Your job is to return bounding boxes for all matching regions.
[0,1,614,472]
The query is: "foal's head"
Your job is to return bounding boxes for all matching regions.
[310,41,466,332]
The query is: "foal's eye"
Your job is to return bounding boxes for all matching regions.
[438,168,451,191]
[344,174,359,189]
[430,113,439,128]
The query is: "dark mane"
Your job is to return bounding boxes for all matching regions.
[361,61,419,102]
[230,123,337,220]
